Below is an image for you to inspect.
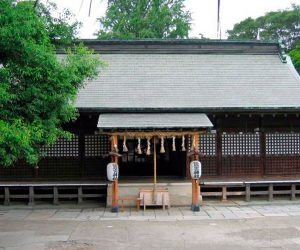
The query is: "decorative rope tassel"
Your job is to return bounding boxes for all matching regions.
[137,138,142,154]
[146,137,151,155]
[160,137,165,153]
[122,136,128,152]
[181,135,186,151]
[172,136,176,151]
[191,135,196,151]
[114,144,118,152]
[110,136,119,152]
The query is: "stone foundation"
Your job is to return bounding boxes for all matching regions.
[107,181,200,207]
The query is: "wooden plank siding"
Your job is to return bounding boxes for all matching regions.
[2,114,300,180]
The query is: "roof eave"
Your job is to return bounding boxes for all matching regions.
[78,107,300,114]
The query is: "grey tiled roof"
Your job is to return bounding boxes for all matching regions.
[97,113,213,129]
[76,50,300,110]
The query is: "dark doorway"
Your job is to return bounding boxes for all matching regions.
[119,138,185,177]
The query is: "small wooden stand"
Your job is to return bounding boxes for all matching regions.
[118,196,142,212]
[139,188,170,211]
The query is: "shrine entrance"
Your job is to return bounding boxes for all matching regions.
[119,138,186,177]
[97,113,213,211]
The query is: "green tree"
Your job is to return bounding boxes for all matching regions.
[289,43,300,72]
[0,0,102,166]
[227,4,300,50]
[97,0,192,39]
[36,1,81,45]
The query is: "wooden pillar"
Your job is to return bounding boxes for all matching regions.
[79,133,85,178]
[260,131,266,176]
[216,132,222,176]
[191,133,200,212]
[185,135,190,179]
[153,137,157,186]
[111,135,119,213]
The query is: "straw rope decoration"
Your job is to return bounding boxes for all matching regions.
[191,135,196,151]
[181,135,186,151]
[122,136,128,152]
[113,138,118,152]
[146,137,151,155]
[172,136,176,151]
[137,138,142,154]
[104,131,201,138]
[160,137,165,153]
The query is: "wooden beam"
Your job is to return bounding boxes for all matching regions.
[191,134,200,212]
[153,137,157,187]
[111,135,119,213]
[102,130,203,138]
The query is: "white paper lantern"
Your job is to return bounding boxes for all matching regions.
[190,161,202,179]
[107,163,119,181]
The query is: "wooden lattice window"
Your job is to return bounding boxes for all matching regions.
[222,133,260,156]
[41,136,79,157]
[200,134,216,156]
[266,133,300,155]
[85,135,110,157]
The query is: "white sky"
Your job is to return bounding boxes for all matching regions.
[45,0,300,39]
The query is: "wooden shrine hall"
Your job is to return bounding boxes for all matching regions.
[99,113,212,211]
[2,39,300,208]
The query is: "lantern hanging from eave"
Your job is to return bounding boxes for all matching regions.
[190,160,202,179]
[107,162,119,181]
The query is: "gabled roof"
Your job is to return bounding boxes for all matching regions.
[97,113,213,129]
[74,39,300,112]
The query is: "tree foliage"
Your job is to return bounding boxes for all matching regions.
[0,0,102,166]
[289,43,300,72]
[36,1,81,45]
[227,4,300,50]
[227,5,300,71]
[97,0,192,39]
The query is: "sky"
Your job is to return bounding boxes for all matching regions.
[44,0,300,39]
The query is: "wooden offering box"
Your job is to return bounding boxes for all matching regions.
[139,188,170,210]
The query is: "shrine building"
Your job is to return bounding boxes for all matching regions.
[2,39,300,208]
